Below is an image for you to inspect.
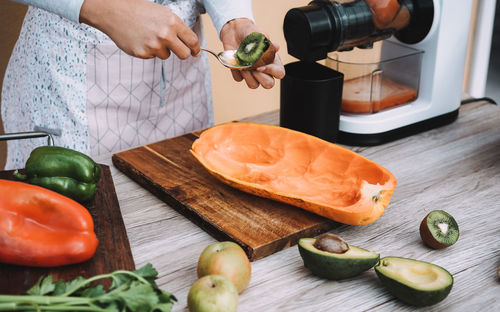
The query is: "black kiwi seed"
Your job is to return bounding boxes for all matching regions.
[235,32,270,66]
[419,210,459,249]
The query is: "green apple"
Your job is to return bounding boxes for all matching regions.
[197,241,251,293]
[187,275,238,312]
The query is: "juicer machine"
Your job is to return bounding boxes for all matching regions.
[283,0,475,145]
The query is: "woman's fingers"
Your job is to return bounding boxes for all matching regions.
[82,0,200,60]
[162,14,199,59]
[256,64,286,80]
[239,70,276,89]
[155,47,171,60]
[167,36,194,60]
[241,71,260,89]
[233,52,285,88]
[176,23,201,56]
[256,53,285,79]
[231,70,244,82]
[219,18,286,89]
[252,71,275,89]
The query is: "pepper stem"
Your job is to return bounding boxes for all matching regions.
[13,170,27,181]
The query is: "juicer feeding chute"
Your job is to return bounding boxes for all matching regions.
[282,0,475,146]
[284,0,434,61]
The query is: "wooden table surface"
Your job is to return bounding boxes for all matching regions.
[96,100,500,311]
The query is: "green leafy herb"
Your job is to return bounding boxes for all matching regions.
[0,263,176,311]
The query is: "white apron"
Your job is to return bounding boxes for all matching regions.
[1,0,213,169]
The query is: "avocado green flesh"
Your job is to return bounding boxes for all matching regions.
[375,257,453,306]
[298,238,379,280]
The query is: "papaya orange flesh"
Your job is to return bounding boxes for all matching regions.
[191,123,397,225]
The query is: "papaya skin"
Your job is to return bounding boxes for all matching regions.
[191,123,397,226]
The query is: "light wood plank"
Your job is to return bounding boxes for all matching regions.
[97,100,500,311]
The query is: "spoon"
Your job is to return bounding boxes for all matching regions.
[201,48,252,70]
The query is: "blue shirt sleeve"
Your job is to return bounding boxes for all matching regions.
[10,0,84,23]
[202,0,255,36]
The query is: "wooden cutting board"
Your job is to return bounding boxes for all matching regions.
[112,131,336,261]
[0,165,135,294]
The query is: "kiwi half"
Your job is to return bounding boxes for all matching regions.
[235,32,276,69]
[420,210,459,249]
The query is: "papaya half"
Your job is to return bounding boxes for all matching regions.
[190,123,397,225]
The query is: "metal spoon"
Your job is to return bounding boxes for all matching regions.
[201,48,252,70]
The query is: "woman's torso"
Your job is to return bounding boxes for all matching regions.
[1,0,213,169]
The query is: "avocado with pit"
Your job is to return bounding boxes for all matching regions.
[298,234,380,280]
[375,257,453,306]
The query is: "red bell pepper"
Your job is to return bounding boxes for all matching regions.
[0,179,98,267]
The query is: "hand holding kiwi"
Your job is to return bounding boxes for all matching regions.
[235,32,276,70]
[220,19,285,89]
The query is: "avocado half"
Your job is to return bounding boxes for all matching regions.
[375,257,453,306]
[298,237,380,280]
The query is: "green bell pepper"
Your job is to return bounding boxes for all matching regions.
[14,146,101,202]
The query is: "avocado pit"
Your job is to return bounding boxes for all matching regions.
[313,233,349,254]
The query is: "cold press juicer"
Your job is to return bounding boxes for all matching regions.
[283,0,475,145]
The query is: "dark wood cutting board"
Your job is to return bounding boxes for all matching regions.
[112,131,336,261]
[0,165,135,294]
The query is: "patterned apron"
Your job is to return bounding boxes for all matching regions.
[1,0,213,169]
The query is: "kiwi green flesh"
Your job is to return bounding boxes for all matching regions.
[423,210,459,247]
[375,257,453,306]
[235,32,270,66]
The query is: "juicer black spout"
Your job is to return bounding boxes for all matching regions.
[283,0,434,62]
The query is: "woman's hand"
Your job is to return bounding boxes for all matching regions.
[80,0,200,60]
[220,18,285,89]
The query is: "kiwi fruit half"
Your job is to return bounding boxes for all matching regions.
[419,210,459,249]
[235,32,276,69]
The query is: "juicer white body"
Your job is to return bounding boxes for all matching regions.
[339,0,475,136]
